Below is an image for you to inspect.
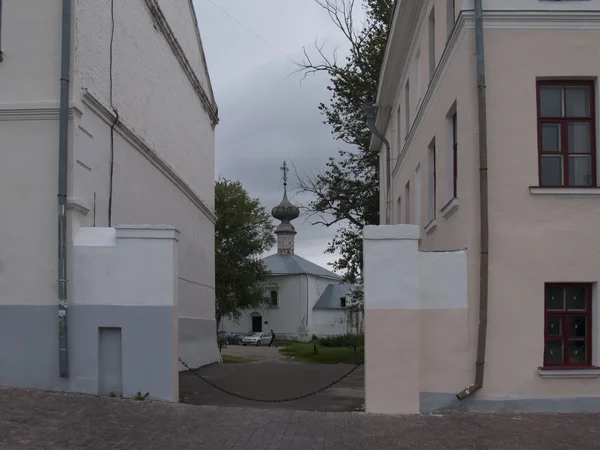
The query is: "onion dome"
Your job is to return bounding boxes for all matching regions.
[271,161,299,223]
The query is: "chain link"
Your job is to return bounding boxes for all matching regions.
[178,357,362,403]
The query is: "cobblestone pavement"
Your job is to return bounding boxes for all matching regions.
[2,388,600,449]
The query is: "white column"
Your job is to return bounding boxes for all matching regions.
[363,225,421,414]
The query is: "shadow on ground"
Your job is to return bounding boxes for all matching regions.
[179,361,364,412]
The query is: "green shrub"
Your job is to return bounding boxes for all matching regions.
[318,333,364,348]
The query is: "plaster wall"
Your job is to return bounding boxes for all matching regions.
[71,102,218,368]
[0,0,64,103]
[0,0,218,387]
[221,274,342,339]
[221,275,308,338]
[465,0,600,11]
[481,28,600,400]
[363,225,470,414]
[73,0,215,208]
[311,310,349,337]
[379,18,481,386]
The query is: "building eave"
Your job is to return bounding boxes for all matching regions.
[369,0,427,152]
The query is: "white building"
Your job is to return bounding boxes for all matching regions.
[221,163,362,340]
[0,0,218,399]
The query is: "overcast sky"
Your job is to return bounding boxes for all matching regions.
[194,0,363,271]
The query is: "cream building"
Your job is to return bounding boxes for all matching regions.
[0,0,218,399]
[365,0,600,414]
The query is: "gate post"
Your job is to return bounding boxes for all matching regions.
[363,225,421,415]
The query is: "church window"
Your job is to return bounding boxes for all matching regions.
[340,296,347,308]
[270,290,278,307]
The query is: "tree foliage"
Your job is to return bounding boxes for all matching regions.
[294,0,393,284]
[215,178,276,328]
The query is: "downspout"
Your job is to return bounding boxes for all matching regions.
[306,274,310,336]
[456,0,489,401]
[364,103,392,224]
[57,0,72,378]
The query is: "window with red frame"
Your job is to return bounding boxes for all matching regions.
[544,283,593,367]
[537,80,596,187]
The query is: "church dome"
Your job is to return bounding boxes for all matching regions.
[271,191,300,222]
[271,161,300,223]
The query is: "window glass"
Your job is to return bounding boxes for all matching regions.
[566,86,590,117]
[540,86,564,117]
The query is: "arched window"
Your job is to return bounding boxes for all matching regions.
[270,290,278,307]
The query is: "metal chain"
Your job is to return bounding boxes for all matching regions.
[178,357,362,403]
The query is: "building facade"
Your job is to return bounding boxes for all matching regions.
[0,0,219,396]
[220,163,361,340]
[366,0,600,413]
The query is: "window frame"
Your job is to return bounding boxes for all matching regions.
[543,283,594,369]
[536,80,597,188]
[270,290,278,308]
[452,112,458,198]
[404,181,411,224]
[428,142,437,222]
[428,7,436,80]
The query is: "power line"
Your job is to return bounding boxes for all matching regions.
[203,0,297,64]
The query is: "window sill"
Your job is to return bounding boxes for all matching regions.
[424,219,437,236]
[538,367,600,379]
[441,198,459,219]
[529,187,600,197]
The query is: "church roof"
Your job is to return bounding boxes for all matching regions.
[313,283,360,310]
[262,253,343,280]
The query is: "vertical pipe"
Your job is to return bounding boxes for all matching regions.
[58,0,72,378]
[456,0,489,401]
[0,0,4,62]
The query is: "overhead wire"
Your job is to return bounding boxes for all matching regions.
[203,0,297,64]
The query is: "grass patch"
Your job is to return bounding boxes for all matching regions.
[221,354,250,364]
[280,342,364,364]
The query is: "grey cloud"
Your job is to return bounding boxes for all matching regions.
[195,0,360,272]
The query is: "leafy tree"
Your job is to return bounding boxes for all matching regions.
[294,0,393,284]
[215,178,276,329]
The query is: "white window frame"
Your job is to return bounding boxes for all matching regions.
[405,181,411,224]
[428,139,437,224]
[428,7,436,80]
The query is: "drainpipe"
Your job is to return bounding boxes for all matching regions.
[57,0,72,378]
[364,103,392,224]
[306,274,310,337]
[456,0,489,401]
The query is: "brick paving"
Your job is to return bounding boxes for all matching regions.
[2,388,600,449]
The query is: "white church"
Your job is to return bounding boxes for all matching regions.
[220,162,362,340]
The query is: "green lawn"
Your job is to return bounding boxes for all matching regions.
[279,341,364,364]
[221,354,250,363]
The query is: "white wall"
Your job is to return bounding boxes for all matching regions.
[221,274,340,339]
[73,0,215,208]
[0,0,63,104]
[70,0,216,325]
[221,275,307,337]
[311,310,348,337]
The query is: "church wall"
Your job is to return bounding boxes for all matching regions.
[312,310,349,337]
[219,275,310,339]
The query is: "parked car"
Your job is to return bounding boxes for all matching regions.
[241,332,272,346]
[216,331,242,345]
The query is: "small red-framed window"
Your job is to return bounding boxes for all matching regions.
[536,80,597,187]
[544,283,593,368]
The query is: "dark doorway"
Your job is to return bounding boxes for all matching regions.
[252,316,262,332]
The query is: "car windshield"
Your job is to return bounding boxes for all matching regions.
[249,332,262,337]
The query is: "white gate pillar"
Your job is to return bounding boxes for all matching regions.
[363,225,421,414]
